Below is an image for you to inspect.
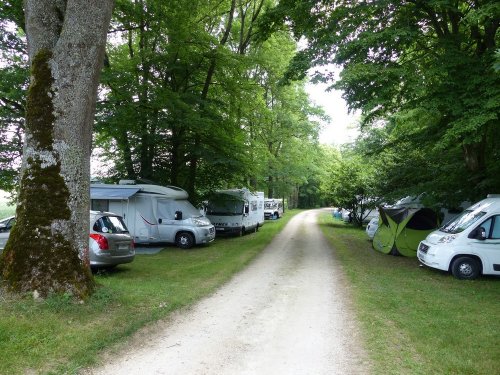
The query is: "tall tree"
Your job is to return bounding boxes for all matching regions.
[264,0,500,202]
[1,0,114,298]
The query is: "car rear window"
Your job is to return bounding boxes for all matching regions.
[93,215,129,234]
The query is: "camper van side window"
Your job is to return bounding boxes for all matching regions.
[157,200,175,220]
[476,216,500,239]
[251,201,257,211]
[490,216,500,239]
[92,199,109,212]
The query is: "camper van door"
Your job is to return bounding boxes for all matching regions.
[156,199,177,242]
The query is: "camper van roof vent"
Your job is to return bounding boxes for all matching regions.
[119,180,136,185]
[487,194,500,198]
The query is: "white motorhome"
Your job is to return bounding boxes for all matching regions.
[417,194,500,279]
[264,198,283,220]
[90,181,215,248]
[205,188,264,236]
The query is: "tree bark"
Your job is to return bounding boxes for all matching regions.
[0,0,114,298]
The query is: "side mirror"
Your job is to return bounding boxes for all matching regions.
[175,211,183,220]
[469,227,487,240]
[244,205,249,215]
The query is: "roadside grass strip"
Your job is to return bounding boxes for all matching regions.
[0,210,299,375]
[319,213,500,375]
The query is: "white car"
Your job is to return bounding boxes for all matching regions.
[417,194,500,279]
[365,217,379,240]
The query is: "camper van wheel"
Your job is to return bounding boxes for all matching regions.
[176,232,194,249]
[451,257,480,280]
[273,213,278,220]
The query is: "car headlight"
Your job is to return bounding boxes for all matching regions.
[193,217,210,226]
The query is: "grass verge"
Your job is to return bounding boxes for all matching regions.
[319,213,500,375]
[0,210,299,375]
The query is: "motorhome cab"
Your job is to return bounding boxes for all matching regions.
[417,194,500,279]
[205,188,264,236]
[91,181,215,249]
[264,198,283,220]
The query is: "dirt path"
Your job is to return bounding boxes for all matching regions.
[84,209,371,374]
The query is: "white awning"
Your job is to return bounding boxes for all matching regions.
[90,187,140,200]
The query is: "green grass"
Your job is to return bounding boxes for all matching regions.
[319,213,500,375]
[0,211,299,375]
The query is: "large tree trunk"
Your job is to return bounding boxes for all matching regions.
[0,0,113,298]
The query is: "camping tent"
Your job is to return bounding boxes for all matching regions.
[372,206,439,257]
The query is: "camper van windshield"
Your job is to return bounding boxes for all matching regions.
[207,200,244,216]
[440,209,486,234]
[265,202,277,209]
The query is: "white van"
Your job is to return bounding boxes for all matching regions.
[417,194,500,279]
[264,198,284,220]
[91,181,215,248]
[205,188,264,236]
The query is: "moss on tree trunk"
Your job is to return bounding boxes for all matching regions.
[0,49,94,299]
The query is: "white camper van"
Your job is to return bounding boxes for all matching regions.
[264,198,283,220]
[205,188,264,236]
[90,181,215,249]
[417,194,500,279]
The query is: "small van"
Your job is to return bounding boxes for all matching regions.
[205,188,264,236]
[417,194,500,279]
[264,199,284,220]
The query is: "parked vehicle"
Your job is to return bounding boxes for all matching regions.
[89,211,135,268]
[417,194,500,279]
[205,188,264,236]
[91,181,215,248]
[343,205,378,224]
[0,216,15,252]
[1,212,135,269]
[365,217,379,240]
[264,198,283,220]
[256,192,265,227]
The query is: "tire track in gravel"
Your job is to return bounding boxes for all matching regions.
[83,209,371,375]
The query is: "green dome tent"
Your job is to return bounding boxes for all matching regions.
[372,206,439,257]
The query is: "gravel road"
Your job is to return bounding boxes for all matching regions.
[84,209,371,375]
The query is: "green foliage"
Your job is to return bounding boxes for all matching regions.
[322,147,379,225]
[90,0,323,205]
[267,0,500,203]
[0,9,27,192]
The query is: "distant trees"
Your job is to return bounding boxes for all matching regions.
[265,0,500,204]
[93,0,323,202]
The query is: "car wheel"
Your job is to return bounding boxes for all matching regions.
[451,257,480,280]
[176,232,194,249]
